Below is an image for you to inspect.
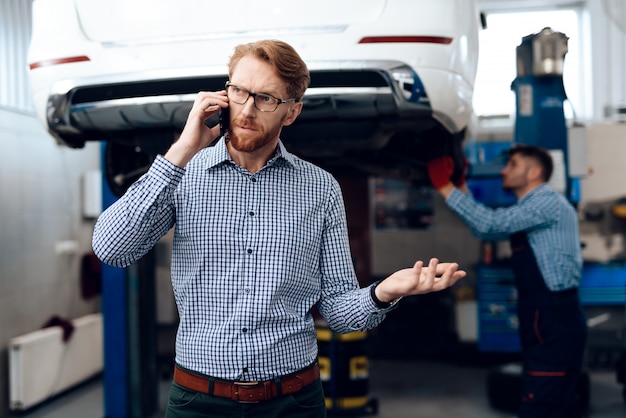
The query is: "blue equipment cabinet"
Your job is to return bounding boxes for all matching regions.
[477,261,626,353]
[579,262,626,306]
[476,264,520,353]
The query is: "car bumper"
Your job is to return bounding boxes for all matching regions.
[41,60,436,148]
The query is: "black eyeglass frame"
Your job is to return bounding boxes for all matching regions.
[225,82,296,112]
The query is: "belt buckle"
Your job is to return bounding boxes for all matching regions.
[234,380,260,386]
[233,381,264,403]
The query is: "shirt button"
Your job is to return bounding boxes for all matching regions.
[244,287,251,294]
[247,249,252,254]
[242,328,248,333]
[251,178,257,183]
[248,211,254,216]
[243,367,248,373]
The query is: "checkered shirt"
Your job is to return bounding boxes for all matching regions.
[93,139,389,381]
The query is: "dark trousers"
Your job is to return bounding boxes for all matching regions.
[518,303,587,418]
[510,232,588,417]
[165,379,327,418]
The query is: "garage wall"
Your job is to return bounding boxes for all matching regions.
[0,1,101,415]
[578,122,626,262]
[0,110,101,415]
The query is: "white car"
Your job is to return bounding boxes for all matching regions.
[28,0,481,194]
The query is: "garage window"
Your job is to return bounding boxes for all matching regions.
[0,0,33,112]
[473,8,583,120]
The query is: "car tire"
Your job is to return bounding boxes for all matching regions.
[486,363,523,413]
[104,138,172,197]
[486,362,591,414]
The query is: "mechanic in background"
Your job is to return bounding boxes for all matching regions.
[93,39,466,418]
[427,145,587,417]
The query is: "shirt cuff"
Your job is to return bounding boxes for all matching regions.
[446,187,464,207]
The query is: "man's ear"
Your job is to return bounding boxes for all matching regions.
[527,162,543,183]
[282,102,303,126]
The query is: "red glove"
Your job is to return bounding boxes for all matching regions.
[427,156,454,189]
[452,156,468,188]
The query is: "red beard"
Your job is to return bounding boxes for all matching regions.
[227,117,283,153]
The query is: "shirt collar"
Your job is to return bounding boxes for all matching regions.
[274,140,297,167]
[201,137,297,170]
[518,183,550,202]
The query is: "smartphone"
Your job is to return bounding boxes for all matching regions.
[219,106,230,138]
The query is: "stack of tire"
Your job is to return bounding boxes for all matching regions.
[316,324,378,416]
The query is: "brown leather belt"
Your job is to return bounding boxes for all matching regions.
[173,362,320,403]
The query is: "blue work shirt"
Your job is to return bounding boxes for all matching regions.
[92,139,390,381]
[445,184,582,291]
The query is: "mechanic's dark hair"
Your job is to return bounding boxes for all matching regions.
[508,144,553,182]
[228,39,311,102]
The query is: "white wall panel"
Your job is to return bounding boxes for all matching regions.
[0,0,33,111]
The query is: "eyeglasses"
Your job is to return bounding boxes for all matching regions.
[225,82,296,112]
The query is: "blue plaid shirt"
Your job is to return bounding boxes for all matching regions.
[445,184,582,291]
[93,139,389,381]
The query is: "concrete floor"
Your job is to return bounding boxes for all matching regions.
[15,358,626,418]
[368,360,625,418]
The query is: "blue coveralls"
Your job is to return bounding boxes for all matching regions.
[510,231,588,418]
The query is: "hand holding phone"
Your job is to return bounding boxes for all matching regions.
[219,106,230,138]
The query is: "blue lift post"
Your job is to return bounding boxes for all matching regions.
[100,146,129,417]
[100,142,158,418]
[511,27,572,200]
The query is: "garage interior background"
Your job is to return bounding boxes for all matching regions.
[1,0,626,415]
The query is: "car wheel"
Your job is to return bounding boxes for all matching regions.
[104,136,172,197]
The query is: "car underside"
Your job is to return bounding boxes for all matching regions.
[46,65,467,196]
